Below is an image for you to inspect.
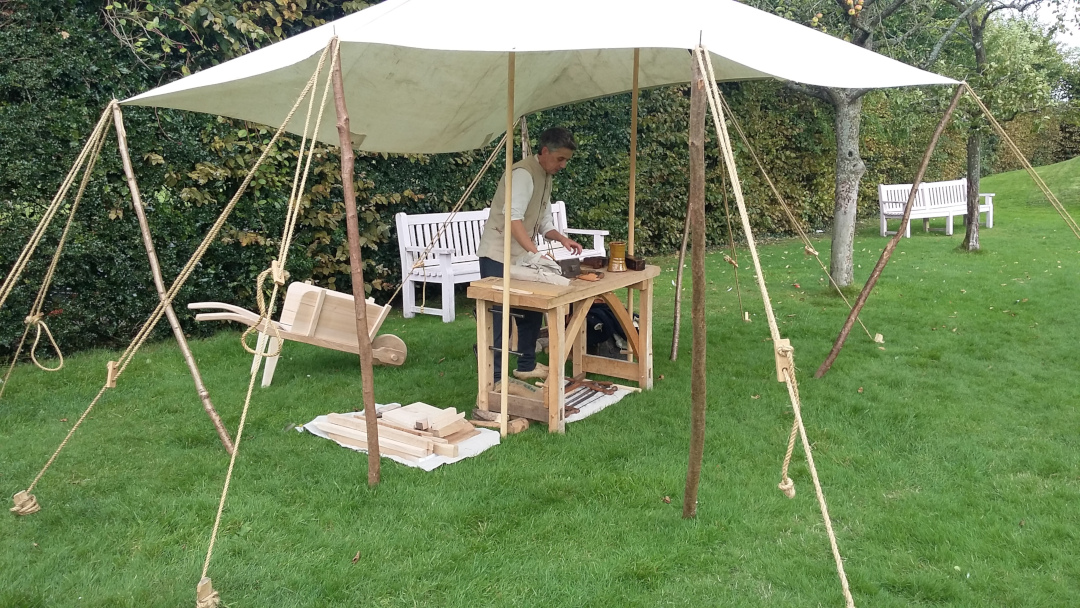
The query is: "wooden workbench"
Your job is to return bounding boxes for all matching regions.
[468,265,661,433]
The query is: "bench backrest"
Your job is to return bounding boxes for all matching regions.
[395,208,489,267]
[879,179,968,214]
[396,200,573,263]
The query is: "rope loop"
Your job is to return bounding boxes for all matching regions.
[240,267,284,358]
[10,490,40,515]
[28,318,64,372]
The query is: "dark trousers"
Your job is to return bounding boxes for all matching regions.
[479,256,542,381]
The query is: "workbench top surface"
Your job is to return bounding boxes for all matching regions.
[467,265,661,309]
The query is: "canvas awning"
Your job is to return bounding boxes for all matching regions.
[124,0,956,153]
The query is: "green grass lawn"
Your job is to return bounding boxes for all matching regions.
[3,158,1080,607]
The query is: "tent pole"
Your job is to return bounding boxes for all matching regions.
[331,40,381,485]
[628,48,640,256]
[814,84,964,379]
[110,102,235,456]
[682,48,708,519]
[498,52,516,438]
[625,48,641,362]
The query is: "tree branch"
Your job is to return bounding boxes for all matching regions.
[785,81,832,103]
[923,0,988,68]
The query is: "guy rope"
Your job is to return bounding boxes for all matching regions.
[695,46,855,608]
[0,104,115,398]
[10,39,331,527]
[196,38,337,608]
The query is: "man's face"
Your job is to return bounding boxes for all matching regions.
[537,146,574,175]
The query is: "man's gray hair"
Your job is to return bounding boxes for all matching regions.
[538,127,577,153]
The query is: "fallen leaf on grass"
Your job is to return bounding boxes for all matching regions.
[352,551,361,564]
[792,283,800,288]
[438,357,446,364]
[659,374,664,380]
[751,395,760,400]
[60,418,67,422]
[857,387,863,394]
[662,496,671,504]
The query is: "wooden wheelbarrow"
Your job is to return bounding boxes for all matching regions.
[189,282,407,387]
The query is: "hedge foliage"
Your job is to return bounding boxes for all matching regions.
[1,0,1076,358]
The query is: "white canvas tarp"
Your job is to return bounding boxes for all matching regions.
[124,0,956,154]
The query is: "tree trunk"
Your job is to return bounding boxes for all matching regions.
[961,131,981,251]
[828,89,866,288]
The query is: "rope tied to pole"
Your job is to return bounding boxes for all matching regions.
[195,577,219,608]
[696,46,855,608]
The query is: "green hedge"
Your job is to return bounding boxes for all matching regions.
[0,1,1062,359]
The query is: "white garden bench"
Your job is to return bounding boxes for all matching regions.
[879,178,994,238]
[395,200,608,322]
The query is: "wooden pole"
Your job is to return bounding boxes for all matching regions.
[499,52,516,437]
[669,195,691,361]
[110,102,235,455]
[682,51,708,519]
[814,84,964,379]
[628,48,640,256]
[331,41,381,484]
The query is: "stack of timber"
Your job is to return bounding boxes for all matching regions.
[313,403,480,463]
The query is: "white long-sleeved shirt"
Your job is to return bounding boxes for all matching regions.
[510,167,557,237]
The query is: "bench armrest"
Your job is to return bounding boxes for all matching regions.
[565,228,609,236]
[404,245,454,256]
[978,192,995,201]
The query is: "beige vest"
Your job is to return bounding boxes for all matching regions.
[477,154,552,263]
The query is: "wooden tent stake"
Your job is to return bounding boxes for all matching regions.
[111,103,234,455]
[682,52,708,519]
[331,41,381,485]
[814,84,964,379]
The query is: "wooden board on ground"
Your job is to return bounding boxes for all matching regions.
[430,416,470,438]
[314,420,431,458]
[471,418,529,434]
[443,428,482,444]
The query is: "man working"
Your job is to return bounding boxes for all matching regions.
[476,126,583,383]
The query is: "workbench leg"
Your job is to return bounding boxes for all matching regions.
[547,304,567,433]
[637,279,654,389]
[625,287,635,364]
[477,299,492,412]
[572,300,586,379]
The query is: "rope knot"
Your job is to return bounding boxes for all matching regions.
[723,254,739,269]
[10,490,40,515]
[804,245,819,256]
[778,477,796,499]
[24,313,43,326]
